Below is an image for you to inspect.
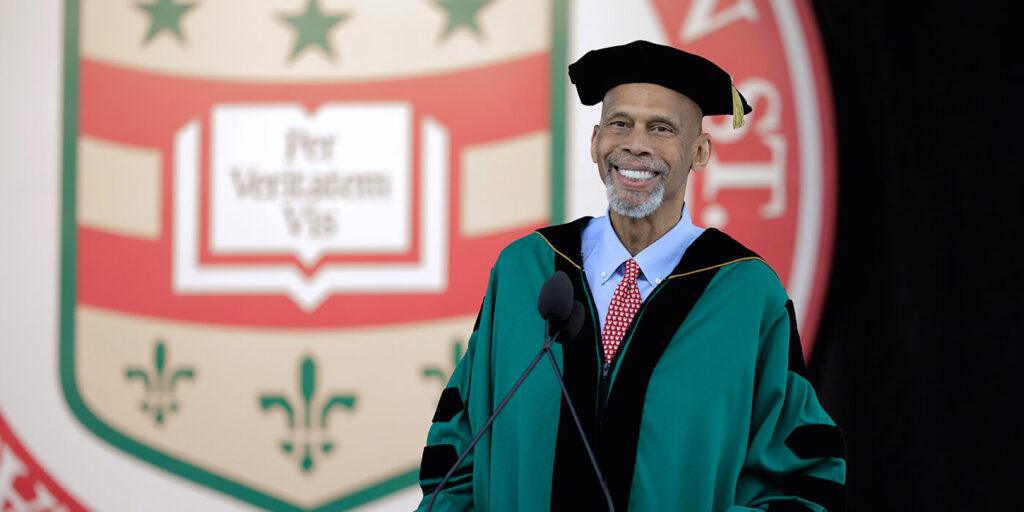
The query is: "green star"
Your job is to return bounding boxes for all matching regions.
[432,0,493,41]
[137,0,197,45]
[279,0,350,61]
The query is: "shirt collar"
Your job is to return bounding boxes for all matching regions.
[590,204,703,285]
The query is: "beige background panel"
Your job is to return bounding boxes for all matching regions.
[75,305,474,507]
[77,136,162,239]
[81,0,549,82]
[460,130,551,237]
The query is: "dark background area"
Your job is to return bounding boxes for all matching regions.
[806,1,1020,510]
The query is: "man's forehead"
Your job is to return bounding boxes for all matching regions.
[600,83,703,120]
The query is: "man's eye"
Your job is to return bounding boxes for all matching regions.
[609,121,627,127]
[652,125,675,136]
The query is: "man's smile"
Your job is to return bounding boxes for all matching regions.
[609,158,668,190]
[614,165,660,183]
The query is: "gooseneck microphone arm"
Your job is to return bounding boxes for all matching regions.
[426,328,564,512]
[425,350,545,510]
[425,272,614,512]
[543,340,614,510]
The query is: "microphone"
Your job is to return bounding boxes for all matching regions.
[426,272,614,511]
[550,300,585,345]
[538,270,574,338]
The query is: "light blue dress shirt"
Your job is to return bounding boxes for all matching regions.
[581,204,705,331]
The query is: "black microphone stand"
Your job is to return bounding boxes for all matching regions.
[542,337,614,511]
[425,326,615,512]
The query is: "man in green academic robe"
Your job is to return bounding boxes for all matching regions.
[417,40,846,512]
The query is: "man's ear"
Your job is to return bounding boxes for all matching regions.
[690,133,712,172]
[590,125,599,163]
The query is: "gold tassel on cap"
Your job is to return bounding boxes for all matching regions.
[730,75,745,129]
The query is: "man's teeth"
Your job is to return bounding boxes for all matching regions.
[616,167,656,180]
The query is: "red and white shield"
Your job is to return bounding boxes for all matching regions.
[63,0,564,510]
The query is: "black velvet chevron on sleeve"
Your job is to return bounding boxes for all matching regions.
[419,444,459,481]
[785,424,845,459]
[782,473,846,512]
[431,387,464,423]
[419,444,474,495]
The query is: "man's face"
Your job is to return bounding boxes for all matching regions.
[590,83,706,220]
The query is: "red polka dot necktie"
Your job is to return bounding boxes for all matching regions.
[602,259,642,364]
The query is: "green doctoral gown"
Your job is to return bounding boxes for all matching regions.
[417,218,846,511]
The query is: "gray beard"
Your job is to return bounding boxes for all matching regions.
[605,170,665,219]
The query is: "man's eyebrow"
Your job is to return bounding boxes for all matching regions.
[649,115,679,128]
[603,111,630,120]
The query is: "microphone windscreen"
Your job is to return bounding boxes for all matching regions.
[537,271,573,323]
[557,300,586,342]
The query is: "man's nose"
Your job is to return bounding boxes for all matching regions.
[622,128,652,155]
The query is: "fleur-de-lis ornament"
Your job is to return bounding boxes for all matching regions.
[125,340,196,425]
[259,356,357,473]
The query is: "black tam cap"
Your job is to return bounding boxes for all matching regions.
[568,40,751,128]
